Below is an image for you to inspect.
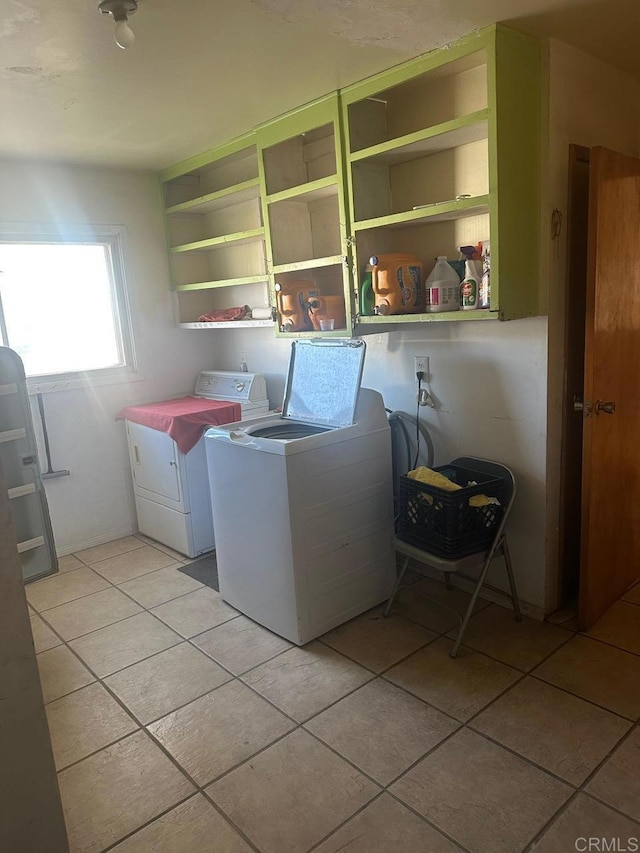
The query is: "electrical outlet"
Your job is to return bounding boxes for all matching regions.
[414,356,429,377]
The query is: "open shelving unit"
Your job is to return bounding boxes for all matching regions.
[160,133,274,329]
[159,24,541,333]
[257,94,353,337]
[341,24,541,327]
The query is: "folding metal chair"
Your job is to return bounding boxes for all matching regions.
[384,456,522,658]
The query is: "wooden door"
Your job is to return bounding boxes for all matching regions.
[579,146,640,628]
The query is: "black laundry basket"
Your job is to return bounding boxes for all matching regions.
[396,464,508,559]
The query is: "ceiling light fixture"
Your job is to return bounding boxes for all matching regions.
[99,0,138,50]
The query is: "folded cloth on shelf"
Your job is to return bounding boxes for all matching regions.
[197,305,251,322]
[116,397,241,454]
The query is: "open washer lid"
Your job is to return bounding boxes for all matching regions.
[281,339,366,429]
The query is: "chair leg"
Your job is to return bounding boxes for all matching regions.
[449,556,493,659]
[502,535,522,622]
[383,555,410,618]
[444,572,453,591]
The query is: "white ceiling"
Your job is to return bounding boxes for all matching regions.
[1,0,638,170]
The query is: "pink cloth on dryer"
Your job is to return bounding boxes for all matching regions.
[117,397,241,454]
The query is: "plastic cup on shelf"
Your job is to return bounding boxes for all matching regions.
[319,319,335,331]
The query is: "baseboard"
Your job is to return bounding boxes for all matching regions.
[55,526,137,557]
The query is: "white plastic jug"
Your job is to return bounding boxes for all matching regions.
[424,256,460,313]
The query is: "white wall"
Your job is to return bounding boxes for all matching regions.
[213,316,549,613]
[543,41,640,608]
[0,161,219,554]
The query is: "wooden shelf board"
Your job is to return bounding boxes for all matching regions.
[178,319,275,330]
[350,111,489,166]
[173,275,269,292]
[353,195,490,232]
[356,309,498,326]
[165,179,261,216]
[170,228,264,254]
[273,255,344,275]
[266,175,339,206]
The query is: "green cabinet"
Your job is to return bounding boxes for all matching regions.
[159,24,542,332]
[159,133,273,329]
[256,94,352,336]
[341,24,542,325]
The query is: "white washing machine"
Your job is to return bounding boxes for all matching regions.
[205,340,395,644]
[122,371,268,558]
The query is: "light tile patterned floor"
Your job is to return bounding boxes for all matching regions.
[26,538,640,853]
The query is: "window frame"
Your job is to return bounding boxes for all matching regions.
[0,223,139,393]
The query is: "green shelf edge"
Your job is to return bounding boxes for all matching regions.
[266,175,339,205]
[274,327,351,339]
[272,255,345,275]
[340,27,491,105]
[173,275,269,292]
[165,178,261,215]
[160,131,258,183]
[355,309,498,325]
[353,195,490,232]
[178,319,274,329]
[350,110,489,164]
[170,227,265,254]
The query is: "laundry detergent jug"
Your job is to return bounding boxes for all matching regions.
[274,281,320,332]
[308,295,347,331]
[370,254,424,315]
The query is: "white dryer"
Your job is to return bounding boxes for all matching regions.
[205,340,395,645]
[122,371,268,558]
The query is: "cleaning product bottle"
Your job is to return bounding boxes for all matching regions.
[460,259,480,310]
[359,264,375,316]
[479,241,491,309]
[424,256,460,313]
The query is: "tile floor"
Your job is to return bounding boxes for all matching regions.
[26,535,640,853]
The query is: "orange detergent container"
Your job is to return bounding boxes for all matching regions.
[370,254,424,315]
[308,295,347,331]
[274,281,320,332]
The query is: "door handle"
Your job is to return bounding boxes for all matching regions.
[133,445,140,464]
[595,400,616,415]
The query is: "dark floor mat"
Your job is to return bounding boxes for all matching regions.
[177,553,219,591]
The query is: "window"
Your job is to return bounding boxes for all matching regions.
[0,227,136,385]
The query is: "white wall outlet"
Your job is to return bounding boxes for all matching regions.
[414,356,429,377]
